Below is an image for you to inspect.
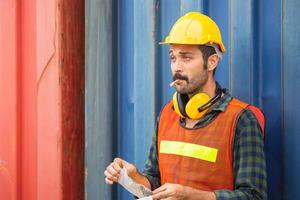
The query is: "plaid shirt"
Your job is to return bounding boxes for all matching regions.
[142,89,267,200]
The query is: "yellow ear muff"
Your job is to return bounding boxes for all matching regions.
[185,93,211,119]
[172,92,185,118]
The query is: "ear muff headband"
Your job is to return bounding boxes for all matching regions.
[197,88,222,112]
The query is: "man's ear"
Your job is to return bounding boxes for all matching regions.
[207,54,219,72]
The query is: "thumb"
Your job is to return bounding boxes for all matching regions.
[113,157,125,168]
[120,159,137,178]
[114,158,135,172]
[121,159,131,168]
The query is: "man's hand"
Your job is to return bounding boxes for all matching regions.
[152,183,186,200]
[104,157,137,185]
[152,183,216,200]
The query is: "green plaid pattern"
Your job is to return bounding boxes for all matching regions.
[142,89,267,200]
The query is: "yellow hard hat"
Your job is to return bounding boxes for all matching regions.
[160,11,226,53]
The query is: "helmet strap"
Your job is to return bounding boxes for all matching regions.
[206,44,223,59]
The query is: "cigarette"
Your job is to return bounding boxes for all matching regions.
[169,80,178,87]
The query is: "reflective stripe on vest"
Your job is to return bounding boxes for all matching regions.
[160,140,218,163]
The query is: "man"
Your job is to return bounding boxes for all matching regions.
[104,12,267,200]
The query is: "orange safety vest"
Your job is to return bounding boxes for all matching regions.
[157,98,265,191]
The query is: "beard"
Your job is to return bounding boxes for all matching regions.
[174,70,208,95]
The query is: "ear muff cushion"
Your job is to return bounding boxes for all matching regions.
[173,92,189,118]
[172,92,185,118]
[177,93,189,117]
[186,93,210,119]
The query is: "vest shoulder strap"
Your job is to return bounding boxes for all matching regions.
[230,98,266,141]
[247,105,266,140]
[229,98,248,108]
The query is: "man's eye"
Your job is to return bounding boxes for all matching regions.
[170,56,176,62]
[183,57,191,61]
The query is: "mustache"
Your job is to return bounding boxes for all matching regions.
[173,73,189,83]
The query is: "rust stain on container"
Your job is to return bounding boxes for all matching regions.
[59,0,85,199]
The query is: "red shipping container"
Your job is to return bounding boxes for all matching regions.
[0,0,84,199]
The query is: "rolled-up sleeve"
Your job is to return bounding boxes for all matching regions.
[142,120,161,190]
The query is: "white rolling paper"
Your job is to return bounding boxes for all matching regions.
[137,196,153,200]
[118,168,152,199]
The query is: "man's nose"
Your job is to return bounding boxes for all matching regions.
[173,59,183,72]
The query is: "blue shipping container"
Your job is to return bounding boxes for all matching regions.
[85,0,300,199]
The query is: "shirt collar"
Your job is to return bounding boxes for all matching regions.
[210,87,232,113]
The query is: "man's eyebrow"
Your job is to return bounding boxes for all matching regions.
[179,51,194,56]
[169,50,194,56]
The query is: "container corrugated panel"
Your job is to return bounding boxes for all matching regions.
[0,1,21,199]
[283,1,300,199]
[118,1,157,199]
[0,0,84,199]
[85,0,117,199]
[261,0,283,199]
[85,0,300,199]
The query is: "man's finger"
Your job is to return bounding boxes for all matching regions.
[105,177,114,185]
[152,184,167,194]
[105,164,120,178]
[112,161,122,172]
[113,158,124,168]
[104,170,119,182]
[152,190,168,200]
